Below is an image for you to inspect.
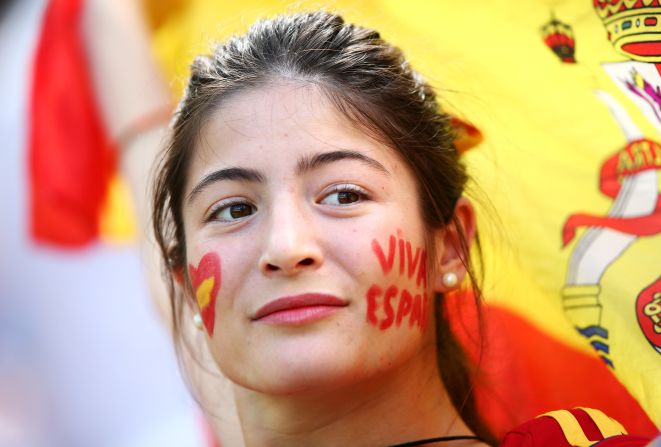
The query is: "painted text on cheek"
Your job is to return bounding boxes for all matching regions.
[188,252,222,336]
[367,232,428,331]
[371,235,427,288]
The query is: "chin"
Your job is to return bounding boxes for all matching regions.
[229,342,372,396]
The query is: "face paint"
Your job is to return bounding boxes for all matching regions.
[405,241,421,279]
[365,285,427,331]
[366,284,382,326]
[366,231,429,331]
[395,289,413,327]
[371,235,396,275]
[379,285,398,330]
[188,252,222,336]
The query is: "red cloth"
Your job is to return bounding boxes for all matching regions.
[445,291,657,438]
[594,436,652,446]
[29,0,116,247]
[499,408,651,447]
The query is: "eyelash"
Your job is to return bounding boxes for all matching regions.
[319,184,369,206]
[204,183,368,223]
[206,198,257,223]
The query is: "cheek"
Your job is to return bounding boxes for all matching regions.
[363,229,429,333]
[187,239,257,332]
[188,251,222,336]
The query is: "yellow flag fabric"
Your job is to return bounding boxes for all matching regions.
[99,173,137,244]
[148,0,661,433]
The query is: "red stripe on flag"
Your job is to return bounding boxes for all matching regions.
[29,0,116,247]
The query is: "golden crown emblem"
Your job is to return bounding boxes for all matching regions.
[594,0,661,62]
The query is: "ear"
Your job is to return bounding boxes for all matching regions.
[430,197,477,293]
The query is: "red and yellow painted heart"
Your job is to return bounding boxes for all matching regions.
[188,252,221,336]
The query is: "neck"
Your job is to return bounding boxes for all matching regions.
[232,344,476,447]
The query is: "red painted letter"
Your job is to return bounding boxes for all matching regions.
[416,251,427,289]
[406,241,421,279]
[379,285,398,330]
[366,284,382,326]
[372,235,396,275]
[396,289,413,327]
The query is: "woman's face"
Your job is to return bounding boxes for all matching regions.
[182,82,437,394]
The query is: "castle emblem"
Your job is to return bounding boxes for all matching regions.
[636,276,661,355]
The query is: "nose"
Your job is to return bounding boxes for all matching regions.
[258,197,323,276]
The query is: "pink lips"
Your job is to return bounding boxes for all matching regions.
[252,293,347,325]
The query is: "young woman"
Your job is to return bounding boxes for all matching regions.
[151,11,650,447]
[152,10,493,447]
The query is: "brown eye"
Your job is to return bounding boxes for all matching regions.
[210,201,257,222]
[319,185,367,206]
[337,191,360,204]
[229,203,253,219]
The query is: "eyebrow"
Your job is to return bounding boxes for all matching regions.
[296,150,390,176]
[187,167,265,204]
[187,150,389,205]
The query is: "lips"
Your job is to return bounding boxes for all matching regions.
[252,293,347,322]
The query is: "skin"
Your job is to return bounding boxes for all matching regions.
[182,81,483,446]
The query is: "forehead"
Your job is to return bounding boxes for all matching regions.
[188,82,401,180]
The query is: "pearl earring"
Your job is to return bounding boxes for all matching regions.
[193,313,204,330]
[442,272,458,289]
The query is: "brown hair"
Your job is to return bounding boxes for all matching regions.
[153,11,496,445]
